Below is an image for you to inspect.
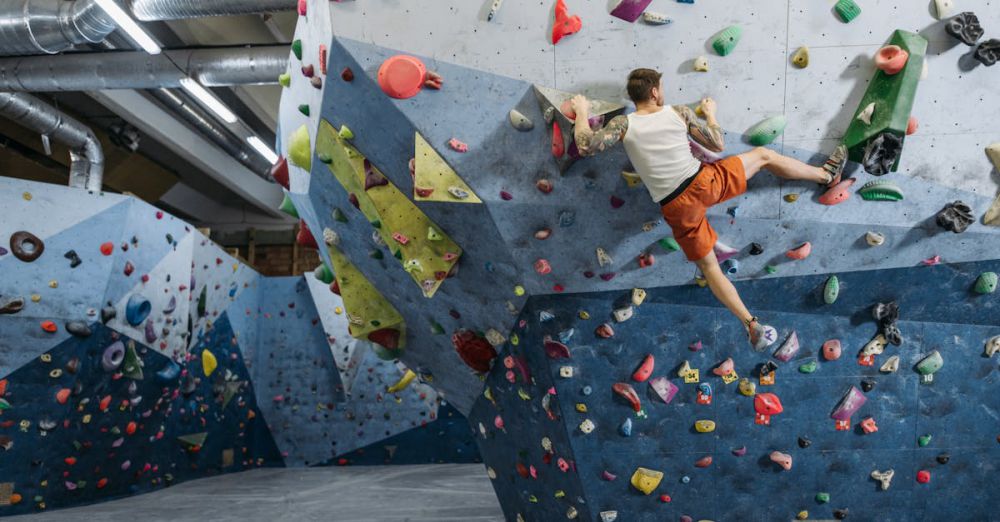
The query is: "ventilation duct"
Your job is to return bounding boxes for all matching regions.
[0,45,287,91]
[128,0,298,21]
[0,92,104,191]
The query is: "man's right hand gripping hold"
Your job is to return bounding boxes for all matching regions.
[570,68,847,350]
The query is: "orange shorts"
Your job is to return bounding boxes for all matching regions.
[660,155,747,261]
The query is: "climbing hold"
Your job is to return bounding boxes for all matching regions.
[297,104,310,117]
[631,288,647,306]
[797,512,809,520]
[834,509,850,519]
[340,67,354,82]
[377,55,428,99]
[278,194,299,218]
[799,360,818,373]
[785,242,811,260]
[102,341,125,372]
[447,138,468,153]
[509,109,534,131]
[918,434,933,447]
[974,39,1000,66]
[985,336,1000,357]
[551,0,582,45]
[641,11,670,25]
[64,250,81,268]
[916,350,943,383]
[453,330,498,372]
[156,361,180,382]
[278,72,291,87]
[738,378,756,396]
[856,103,875,125]
[936,452,950,465]
[916,470,931,484]
[694,456,713,468]
[858,180,903,201]
[773,331,800,362]
[695,420,716,433]
[693,56,709,72]
[861,132,904,176]
[712,357,734,377]
[65,321,91,337]
[632,354,654,382]
[834,0,861,23]
[0,296,24,315]
[745,115,787,146]
[816,492,831,503]
[945,12,983,46]
[544,337,571,359]
[659,237,680,252]
[630,467,663,495]
[934,0,954,19]
[936,201,974,233]
[819,179,855,206]
[270,156,289,189]
[798,436,812,448]
[791,46,809,68]
[550,121,565,158]
[125,295,151,326]
[649,377,678,404]
[122,341,143,380]
[784,193,799,203]
[534,259,552,275]
[975,272,998,294]
[860,416,878,434]
[875,45,909,75]
[288,125,312,171]
[754,392,784,416]
[865,231,886,246]
[732,446,747,457]
[770,451,793,471]
[613,382,642,412]
[609,0,653,23]
[9,231,44,262]
[879,355,900,373]
[599,512,618,522]
[201,349,217,377]
[688,340,703,352]
[872,469,894,490]
[613,306,634,323]
[721,258,739,275]
[831,386,867,421]
[822,340,842,361]
[579,419,596,434]
[712,25,742,56]
[824,275,840,304]
[905,116,919,135]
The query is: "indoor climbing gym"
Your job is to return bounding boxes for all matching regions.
[0,1,997,521]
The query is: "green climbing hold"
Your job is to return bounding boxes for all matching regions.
[658,237,680,252]
[288,125,312,171]
[339,125,354,140]
[834,0,861,23]
[298,104,310,117]
[974,272,998,294]
[746,115,787,146]
[916,350,943,376]
[279,73,291,87]
[430,321,445,335]
[712,25,743,56]
[369,250,383,260]
[918,434,932,447]
[291,40,303,60]
[427,227,443,241]
[816,492,831,504]
[314,263,334,285]
[765,265,777,274]
[824,275,840,304]
[197,286,207,318]
[859,180,904,201]
[177,432,208,449]
[393,250,403,260]
[799,360,818,374]
[0,398,10,411]
[122,341,143,380]
[333,208,348,223]
[279,194,299,218]
[318,152,333,164]
[371,219,382,229]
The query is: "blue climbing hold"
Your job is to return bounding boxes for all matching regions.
[620,418,633,436]
[156,360,181,382]
[125,294,151,326]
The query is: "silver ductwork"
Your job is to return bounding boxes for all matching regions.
[128,0,298,21]
[0,0,298,56]
[0,92,104,191]
[0,45,287,91]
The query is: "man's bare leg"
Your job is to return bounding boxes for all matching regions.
[738,145,847,185]
[695,251,774,349]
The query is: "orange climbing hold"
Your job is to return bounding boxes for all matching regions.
[786,242,812,260]
[40,320,57,333]
[551,0,582,45]
[0,379,7,396]
[377,55,428,99]
[819,179,855,206]
[56,388,71,405]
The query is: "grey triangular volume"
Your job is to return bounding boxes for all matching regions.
[532,84,627,172]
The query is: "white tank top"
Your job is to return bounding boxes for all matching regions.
[622,108,703,203]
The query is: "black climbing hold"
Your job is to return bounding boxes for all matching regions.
[834,508,850,519]
[873,301,899,325]
[9,231,44,262]
[758,360,778,377]
[974,39,1000,66]
[749,243,764,256]
[65,321,92,338]
[937,452,950,464]
[945,12,983,46]
[936,201,974,233]
[798,436,812,448]
[0,296,25,315]
[64,250,81,268]
[861,379,875,392]
[101,305,117,324]
[883,323,903,346]
[862,132,904,176]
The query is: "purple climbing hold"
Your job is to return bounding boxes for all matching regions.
[102,341,126,372]
[144,321,157,343]
[773,331,800,362]
[609,0,654,23]
[831,385,867,421]
[0,246,7,256]
[648,376,678,404]
[732,446,747,457]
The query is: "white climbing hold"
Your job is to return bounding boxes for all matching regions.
[509,109,534,131]
[871,469,895,490]
[631,288,646,306]
[985,336,1000,357]
[880,354,900,373]
[485,329,506,346]
[921,59,929,80]
[986,144,1000,227]
[857,102,875,125]
[599,512,619,522]
[862,334,888,356]
[560,366,574,378]
[642,11,671,25]
[866,231,886,246]
[579,419,595,434]
[694,56,709,72]
[448,186,471,199]
[934,0,954,20]
[323,228,339,246]
[597,247,613,267]
[613,306,634,323]
[487,0,503,21]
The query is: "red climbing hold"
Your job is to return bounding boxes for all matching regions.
[819,179,855,206]
[610,195,625,209]
[415,187,435,198]
[452,329,497,373]
[126,421,137,435]
[96,478,108,489]
[270,156,290,189]
[659,494,672,503]
[296,220,318,249]
[595,323,615,338]
[40,321,57,333]
[906,116,919,135]
[301,64,315,78]
[100,242,114,256]
[694,456,713,468]
[551,0,582,45]
[341,67,354,82]
[875,45,909,75]
[423,71,444,90]
[534,259,552,274]
[786,242,812,260]
[544,337,571,359]
[631,354,655,382]
[638,253,655,268]
[613,382,642,412]
[64,457,77,466]
[124,261,134,276]
[500,190,513,201]
[56,388,71,405]
[377,55,428,99]
[369,328,402,351]
[551,122,565,158]
[155,211,163,219]
[319,45,328,75]
[754,392,784,416]
[536,179,554,194]
[916,470,931,484]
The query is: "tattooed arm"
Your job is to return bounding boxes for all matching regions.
[570,95,628,157]
[672,101,725,153]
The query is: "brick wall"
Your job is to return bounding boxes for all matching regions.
[229,244,322,277]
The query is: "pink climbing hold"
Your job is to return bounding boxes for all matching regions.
[551,0,583,45]
[712,357,734,376]
[544,336,571,359]
[377,55,428,99]
[297,0,306,16]
[819,178,855,206]
[922,255,941,266]
[448,138,468,153]
[649,376,678,404]
[822,339,843,361]
[534,259,553,274]
[559,99,576,120]
[602,470,617,481]
[494,415,504,430]
[754,393,784,416]
[551,122,565,157]
[631,354,655,382]
[770,451,793,470]
[906,116,919,135]
[689,340,703,352]
[875,45,909,75]
[499,190,513,201]
[786,242,812,260]
[424,71,443,90]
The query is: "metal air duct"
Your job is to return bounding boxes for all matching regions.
[128,0,298,21]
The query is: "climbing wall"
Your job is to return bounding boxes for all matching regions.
[0,177,480,514]
[274,0,1000,519]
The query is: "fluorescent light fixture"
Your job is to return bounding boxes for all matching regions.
[94,0,162,55]
[179,78,238,124]
[247,136,279,164]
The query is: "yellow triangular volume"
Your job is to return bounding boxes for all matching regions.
[413,132,482,203]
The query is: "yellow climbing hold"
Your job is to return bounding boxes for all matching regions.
[695,420,716,433]
[202,350,218,376]
[797,511,809,520]
[784,193,799,203]
[792,46,810,68]
[48,280,58,288]
[31,294,40,303]
[334,307,343,315]
[386,369,416,393]
[630,467,664,495]
[413,132,481,203]
[514,285,525,296]
[22,192,31,201]
[578,311,590,320]
[288,124,312,171]
[575,403,588,413]
[621,171,643,188]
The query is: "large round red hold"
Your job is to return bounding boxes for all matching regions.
[452,329,497,373]
[875,45,909,75]
[378,55,428,99]
[754,392,784,416]
[100,242,114,256]
[916,470,931,484]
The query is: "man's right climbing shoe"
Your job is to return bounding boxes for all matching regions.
[823,144,848,186]
[748,318,778,352]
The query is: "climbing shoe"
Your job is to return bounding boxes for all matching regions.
[822,144,848,186]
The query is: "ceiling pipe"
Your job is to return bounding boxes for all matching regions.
[0,45,287,91]
[0,0,298,56]
[0,92,104,191]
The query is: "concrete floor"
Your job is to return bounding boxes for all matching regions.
[10,465,504,522]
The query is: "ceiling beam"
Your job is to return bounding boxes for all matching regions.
[159,182,292,228]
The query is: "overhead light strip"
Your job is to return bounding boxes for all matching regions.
[247,136,279,164]
[178,78,239,124]
[93,0,162,55]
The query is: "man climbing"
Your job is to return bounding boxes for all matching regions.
[571,68,847,349]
